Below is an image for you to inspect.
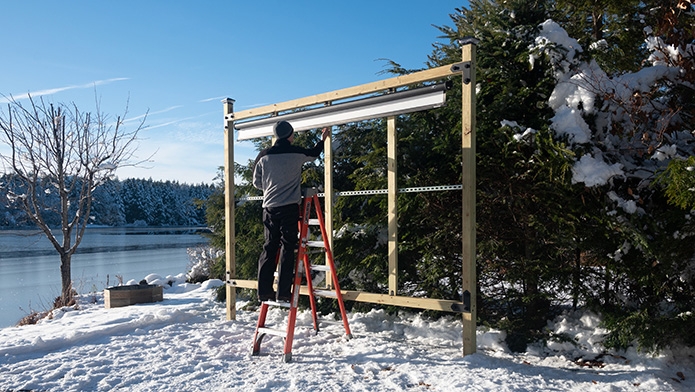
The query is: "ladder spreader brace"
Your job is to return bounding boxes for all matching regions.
[251,188,352,362]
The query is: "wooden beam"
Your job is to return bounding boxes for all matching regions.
[223,98,237,320]
[227,279,466,313]
[233,64,458,121]
[324,128,334,288]
[387,116,398,296]
[461,42,478,356]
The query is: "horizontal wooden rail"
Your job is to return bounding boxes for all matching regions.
[231,63,462,122]
[227,278,468,314]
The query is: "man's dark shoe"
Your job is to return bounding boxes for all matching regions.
[259,291,276,302]
[276,294,292,303]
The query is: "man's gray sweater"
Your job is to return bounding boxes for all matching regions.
[252,138,324,208]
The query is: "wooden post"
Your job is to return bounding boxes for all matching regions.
[461,40,477,355]
[387,116,398,296]
[223,98,237,320]
[324,127,334,288]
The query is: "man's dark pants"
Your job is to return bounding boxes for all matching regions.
[258,203,299,299]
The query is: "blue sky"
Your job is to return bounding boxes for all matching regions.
[1,1,466,184]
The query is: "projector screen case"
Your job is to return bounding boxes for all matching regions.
[234,83,449,141]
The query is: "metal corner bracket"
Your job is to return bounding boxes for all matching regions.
[450,61,473,85]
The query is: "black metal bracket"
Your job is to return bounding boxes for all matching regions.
[450,290,472,313]
[458,37,480,46]
[451,61,473,85]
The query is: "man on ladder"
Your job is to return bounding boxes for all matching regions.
[252,121,330,303]
[251,186,352,362]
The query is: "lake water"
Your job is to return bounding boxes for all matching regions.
[0,227,209,328]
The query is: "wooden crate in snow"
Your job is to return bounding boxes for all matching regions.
[104,284,163,308]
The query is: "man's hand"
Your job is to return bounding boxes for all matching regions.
[321,127,331,141]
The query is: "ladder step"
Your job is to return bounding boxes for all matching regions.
[314,290,338,298]
[310,265,331,272]
[263,300,292,308]
[308,219,321,225]
[257,327,288,338]
[319,319,346,328]
[307,241,325,248]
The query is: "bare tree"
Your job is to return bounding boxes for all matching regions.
[0,95,147,307]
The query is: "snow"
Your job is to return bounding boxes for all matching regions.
[529,20,582,76]
[550,106,592,144]
[547,62,602,114]
[653,144,679,161]
[530,18,694,189]
[607,191,640,215]
[1,277,694,391]
[501,120,537,143]
[572,154,624,187]
[645,36,686,66]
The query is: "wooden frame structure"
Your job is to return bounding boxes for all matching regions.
[223,41,477,355]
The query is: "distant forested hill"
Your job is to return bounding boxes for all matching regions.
[0,175,215,227]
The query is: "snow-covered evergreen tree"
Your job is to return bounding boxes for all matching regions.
[532,1,695,350]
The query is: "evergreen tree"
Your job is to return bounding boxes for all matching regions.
[442,0,594,350]
[523,0,695,350]
[552,0,646,72]
[330,120,390,299]
[91,178,125,226]
[1,176,213,228]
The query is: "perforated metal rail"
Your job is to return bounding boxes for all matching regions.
[237,184,462,201]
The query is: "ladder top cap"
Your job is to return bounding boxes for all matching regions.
[302,188,318,197]
[459,37,480,46]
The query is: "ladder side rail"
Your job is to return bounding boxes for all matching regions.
[303,252,320,332]
[301,196,320,331]
[281,269,302,361]
[292,197,319,332]
[282,197,314,362]
[252,303,270,355]
[312,194,353,338]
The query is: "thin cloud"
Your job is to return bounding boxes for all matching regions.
[146,119,183,131]
[124,105,184,123]
[151,105,183,115]
[199,96,228,103]
[145,111,218,131]
[1,77,130,103]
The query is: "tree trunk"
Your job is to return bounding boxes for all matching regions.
[524,272,548,331]
[59,252,73,307]
[592,10,604,42]
[603,268,611,307]
[572,247,581,310]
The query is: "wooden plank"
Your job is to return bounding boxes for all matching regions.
[227,279,466,313]
[228,279,257,289]
[324,129,334,289]
[233,64,458,121]
[461,43,478,356]
[223,98,237,321]
[387,116,398,296]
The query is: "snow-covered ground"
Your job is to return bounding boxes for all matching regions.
[1,276,693,391]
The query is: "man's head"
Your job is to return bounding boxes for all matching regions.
[273,121,294,140]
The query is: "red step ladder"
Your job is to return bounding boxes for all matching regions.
[251,188,352,362]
